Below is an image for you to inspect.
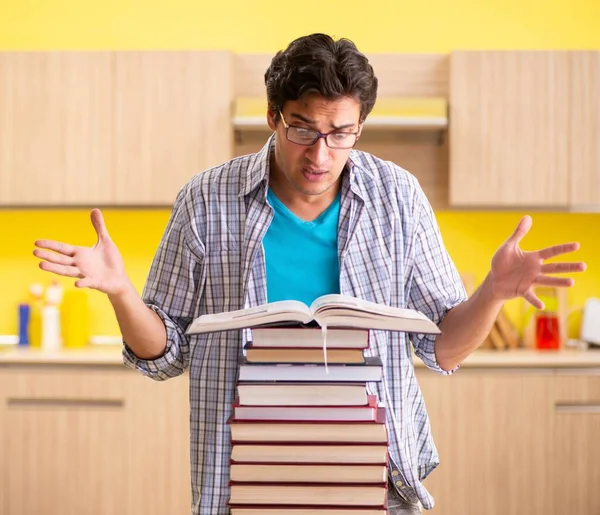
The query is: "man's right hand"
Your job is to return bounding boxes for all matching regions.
[34,209,132,297]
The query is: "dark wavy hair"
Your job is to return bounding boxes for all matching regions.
[264,33,378,123]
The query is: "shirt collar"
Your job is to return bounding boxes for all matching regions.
[239,135,273,197]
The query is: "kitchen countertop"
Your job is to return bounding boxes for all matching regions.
[1,345,600,368]
[0,345,125,365]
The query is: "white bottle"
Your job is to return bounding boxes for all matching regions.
[41,282,64,351]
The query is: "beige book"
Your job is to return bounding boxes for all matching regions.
[231,444,388,464]
[229,484,387,507]
[230,463,387,484]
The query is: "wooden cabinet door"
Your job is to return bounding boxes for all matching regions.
[1,366,129,515]
[0,365,192,515]
[112,51,234,205]
[122,371,191,515]
[553,372,600,515]
[0,369,8,515]
[449,51,570,207]
[570,51,600,207]
[417,368,555,515]
[0,53,113,206]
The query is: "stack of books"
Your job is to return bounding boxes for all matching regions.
[227,326,389,514]
[186,294,441,515]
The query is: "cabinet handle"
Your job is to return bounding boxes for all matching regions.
[7,397,125,409]
[555,403,600,414]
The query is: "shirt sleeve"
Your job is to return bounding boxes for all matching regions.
[407,185,468,375]
[122,185,205,381]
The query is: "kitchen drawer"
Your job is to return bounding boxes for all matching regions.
[554,370,600,410]
[0,365,129,405]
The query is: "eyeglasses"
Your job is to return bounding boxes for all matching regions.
[278,111,360,149]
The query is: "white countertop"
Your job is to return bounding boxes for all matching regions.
[2,346,600,368]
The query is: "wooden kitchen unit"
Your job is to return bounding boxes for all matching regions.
[0,49,598,210]
[418,351,600,515]
[2,348,600,515]
[0,350,190,515]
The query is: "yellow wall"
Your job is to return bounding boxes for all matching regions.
[0,1,598,339]
[1,0,599,52]
[1,209,598,338]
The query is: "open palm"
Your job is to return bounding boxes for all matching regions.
[34,209,131,296]
[490,216,586,309]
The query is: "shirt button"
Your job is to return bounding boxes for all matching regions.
[392,470,399,477]
[395,480,404,488]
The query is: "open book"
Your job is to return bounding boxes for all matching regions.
[186,294,440,335]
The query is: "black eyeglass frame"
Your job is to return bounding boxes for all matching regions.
[278,110,361,150]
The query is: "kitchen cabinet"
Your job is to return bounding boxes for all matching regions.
[450,50,600,209]
[0,53,113,206]
[418,368,555,515]
[570,52,600,207]
[0,51,234,207]
[121,368,190,515]
[112,51,234,205]
[3,350,600,515]
[449,51,571,207]
[553,372,600,515]
[0,364,190,515]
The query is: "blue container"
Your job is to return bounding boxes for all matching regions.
[18,303,31,346]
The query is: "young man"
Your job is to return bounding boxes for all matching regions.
[34,34,585,514]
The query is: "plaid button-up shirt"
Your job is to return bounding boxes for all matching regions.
[123,136,467,514]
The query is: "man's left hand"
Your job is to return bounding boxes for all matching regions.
[489,215,586,309]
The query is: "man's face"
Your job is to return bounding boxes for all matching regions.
[267,95,362,200]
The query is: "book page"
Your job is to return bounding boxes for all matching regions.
[187,300,312,334]
[310,294,429,321]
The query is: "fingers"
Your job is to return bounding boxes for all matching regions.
[539,242,580,260]
[524,289,544,310]
[34,239,77,257]
[541,262,587,274]
[90,209,110,243]
[536,275,575,288]
[33,248,75,266]
[38,261,84,279]
[506,215,533,245]
[75,277,98,289]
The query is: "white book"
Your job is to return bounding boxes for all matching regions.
[238,357,383,382]
[186,294,439,335]
[237,383,368,406]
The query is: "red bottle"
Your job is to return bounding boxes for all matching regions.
[535,312,561,350]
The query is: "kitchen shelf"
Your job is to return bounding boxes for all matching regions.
[233,96,448,131]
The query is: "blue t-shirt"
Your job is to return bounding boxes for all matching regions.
[264,188,341,306]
